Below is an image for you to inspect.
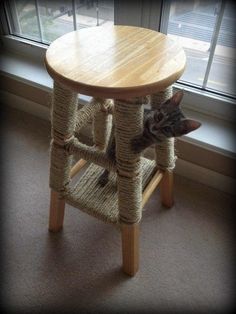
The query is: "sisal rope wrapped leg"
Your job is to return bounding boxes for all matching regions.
[72,98,113,178]
[150,86,176,207]
[49,82,77,232]
[50,82,78,194]
[92,98,113,150]
[115,98,143,224]
[115,97,143,276]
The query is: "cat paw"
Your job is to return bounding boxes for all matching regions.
[98,176,109,187]
[130,137,142,153]
[130,136,149,153]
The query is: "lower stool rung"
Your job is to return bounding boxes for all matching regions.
[65,158,157,224]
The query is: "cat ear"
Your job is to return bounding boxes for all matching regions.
[162,90,184,112]
[171,90,184,106]
[179,119,201,135]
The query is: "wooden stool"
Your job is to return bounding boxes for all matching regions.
[45,25,186,276]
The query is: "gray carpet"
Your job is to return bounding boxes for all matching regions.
[1,107,235,314]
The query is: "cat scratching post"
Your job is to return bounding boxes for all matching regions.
[92,98,113,150]
[45,26,186,276]
[151,87,177,208]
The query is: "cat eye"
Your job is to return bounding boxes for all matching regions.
[154,112,164,121]
[162,126,172,133]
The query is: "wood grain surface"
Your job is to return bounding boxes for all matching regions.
[45,25,186,98]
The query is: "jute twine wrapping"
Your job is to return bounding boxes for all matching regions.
[65,157,156,225]
[49,82,77,193]
[68,97,115,170]
[75,98,113,134]
[49,81,157,225]
[65,137,116,171]
[114,98,143,224]
[150,86,177,171]
[75,99,101,132]
[50,85,115,194]
[92,98,113,150]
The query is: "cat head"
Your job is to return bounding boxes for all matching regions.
[131,90,201,154]
[148,90,201,140]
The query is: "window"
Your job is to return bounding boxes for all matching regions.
[4,0,114,44]
[161,0,236,98]
[1,0,235,105]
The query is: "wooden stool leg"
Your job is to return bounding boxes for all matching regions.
[49,190,65,232]
[48,82,77,232]
[150,87,176,209]
[93,99,112,150]
[121,223,139,276]
[161,170,174,208]
[114,98,143,276]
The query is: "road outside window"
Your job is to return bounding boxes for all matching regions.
[166,0,236,97]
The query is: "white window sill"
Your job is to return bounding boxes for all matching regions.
[181,109,235,158]
[1,49,235,158]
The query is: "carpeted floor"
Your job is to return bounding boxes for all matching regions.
[1,107,235,314]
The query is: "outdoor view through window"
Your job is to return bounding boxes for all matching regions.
[4,0,236,98]
[6,0,114,42]
[166,0,236,97]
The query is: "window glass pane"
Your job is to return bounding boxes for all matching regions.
[207,1,236,97]
[8,0,41,41]
[166,0,220,87]
[75,0,114,29]
[6,0,114,44]
[38,1,74,43]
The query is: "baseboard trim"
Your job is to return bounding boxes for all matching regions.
[0,90,50,121]
[175,158,235,195]
[1,90,235,196]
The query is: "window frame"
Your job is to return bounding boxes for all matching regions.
[0,0,235,123]
[159,0,236,122]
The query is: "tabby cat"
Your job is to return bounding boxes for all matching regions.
[98,90,201,187]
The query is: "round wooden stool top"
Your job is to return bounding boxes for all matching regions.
[45,25,186,99]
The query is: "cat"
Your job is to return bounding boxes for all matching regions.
[98,90,201,187]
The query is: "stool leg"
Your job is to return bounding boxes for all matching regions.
[160,171,174,208]
[49,190,65,232]
[115,98,143,276]
[121,223,139,276]
[150,87,176,208]
[93,98,112,150]
[48,82,78,231]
